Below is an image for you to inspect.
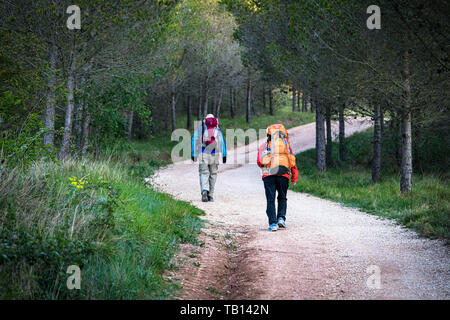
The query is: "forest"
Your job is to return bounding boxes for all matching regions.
[0,0,448,299]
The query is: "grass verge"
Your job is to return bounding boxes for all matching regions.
[0,137,204,299]
[291,129,450,239]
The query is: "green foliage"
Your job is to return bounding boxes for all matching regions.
[0,166,110,299]
[86,75,151,145]
[0,138,203,299]
[81,181,204,299]
[0,24,47,130]
[0,113,56,167]
[0,25,51,167]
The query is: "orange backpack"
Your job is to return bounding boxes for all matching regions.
[261,124,296,175]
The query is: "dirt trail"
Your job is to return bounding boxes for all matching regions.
[151,118,450,300]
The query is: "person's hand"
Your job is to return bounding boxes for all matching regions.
[223,156,227,164]
[292,181,297,186]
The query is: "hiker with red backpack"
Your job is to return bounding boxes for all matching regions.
[191,114,227,202]
[257,124,298,231]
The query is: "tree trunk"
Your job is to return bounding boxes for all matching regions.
[396,115,402,167]
[372,102,382,182]
[307,94,311,112]
[246,75,251,124]
[310,94,315,113]
[127,110,134,141]
[58,54,76,161]
[203,77,209,118]
[74,101,83,151]
[74,76,85,153]
[198,83,202,120]
[298,90,301,111]
[262,85,266,111]
[400,51,413,193]
[338,102,347,161]
[302,91,308,112]
[234,89,238,116]
[325,103,334,167]
[269,87,274,115]
[171,91,176,131]
[186,95,192,129]
[43,41,57,147]
[164,98,169,130]
[313,96,317,149]
[292,88,297,112]
[81,112,90,158]
[230,87,235,118]
[251,87,255,116]
[212,89,217,116]
[204,95,208,117]
[400,109,412,192]
[315,94,326,173]
[216,88,223,118]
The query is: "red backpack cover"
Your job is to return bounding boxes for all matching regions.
[202,117,218,146]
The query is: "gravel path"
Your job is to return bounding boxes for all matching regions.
[151,118,450,300]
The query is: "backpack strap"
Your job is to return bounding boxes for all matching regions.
[280,132,293,154]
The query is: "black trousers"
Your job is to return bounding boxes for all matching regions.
[263,175,289,225]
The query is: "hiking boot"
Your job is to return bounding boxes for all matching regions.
[201,190,209,202]
[277,217,286,229]
[268,223,278,232]
[208,195,214,202]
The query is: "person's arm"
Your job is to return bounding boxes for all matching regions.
[291,165,298,185]
[191,126,200,161]
[256,143,266,168]
[288,144,298,184]
[219,128,227,163]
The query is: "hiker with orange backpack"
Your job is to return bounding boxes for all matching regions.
[257,124,298,231]
[191,114,227,202]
